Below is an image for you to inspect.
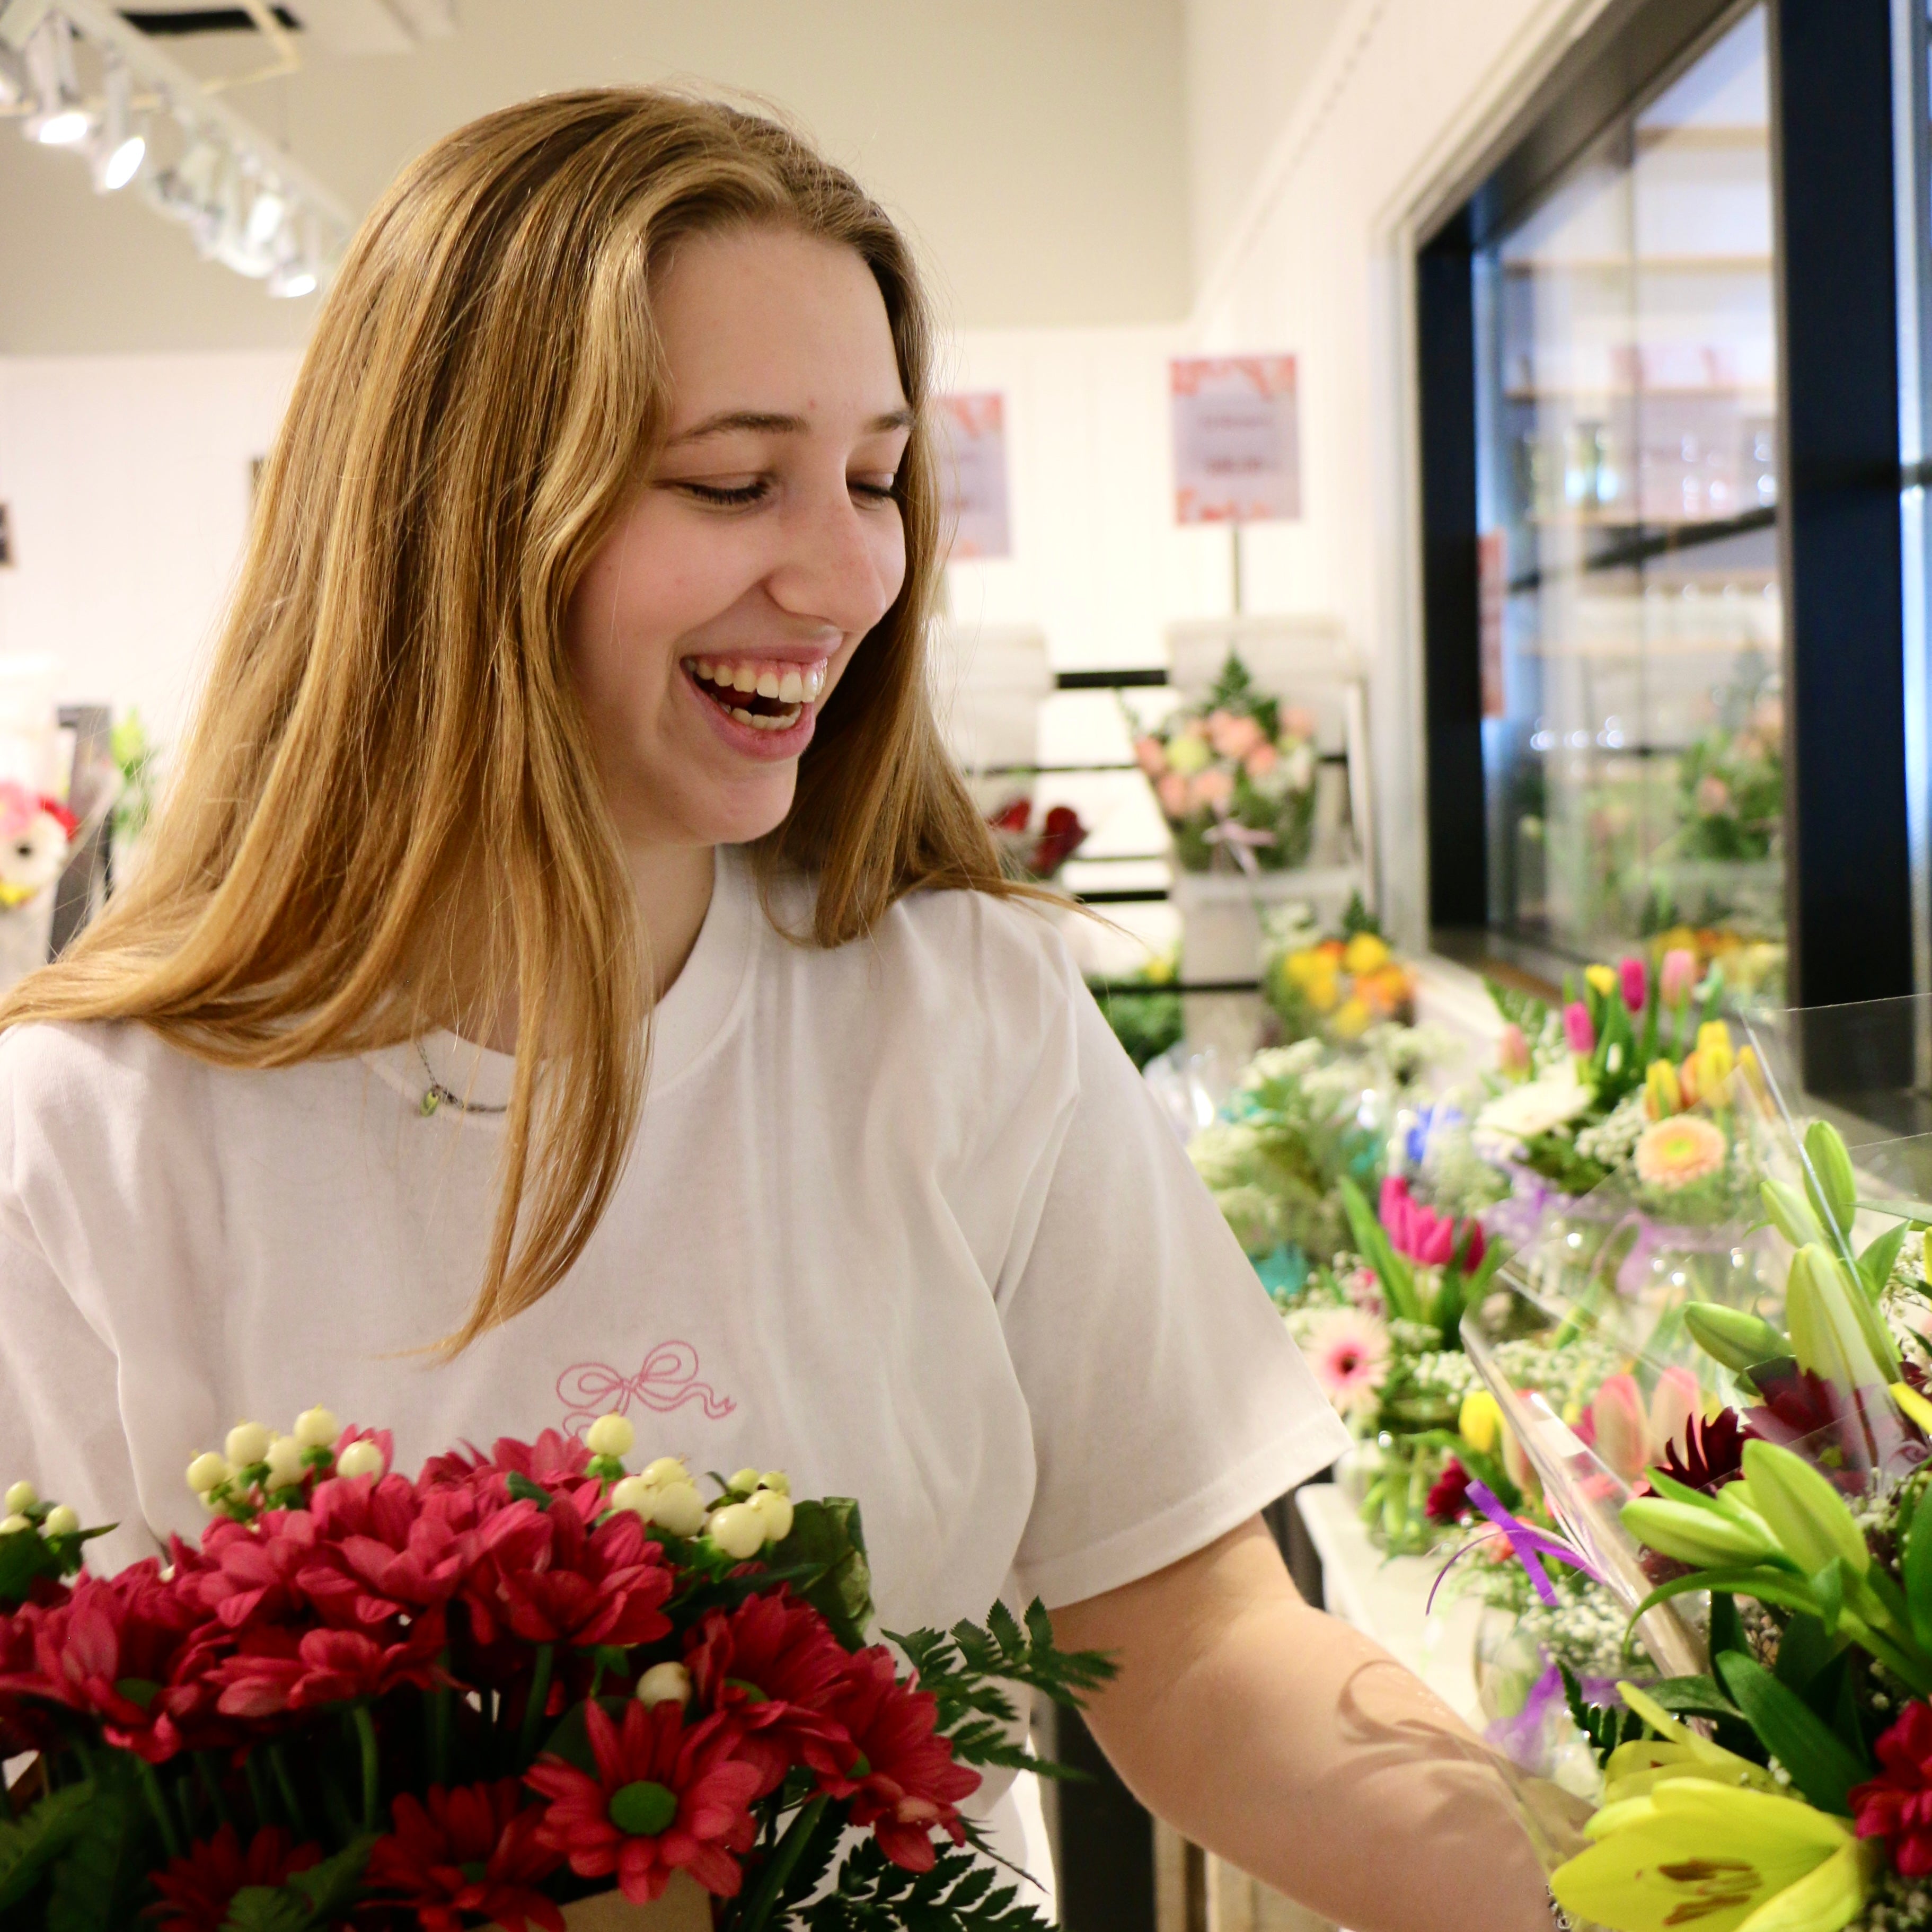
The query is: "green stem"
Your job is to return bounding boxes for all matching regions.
[268,1742,311,1842]
[243,1752,274,1831]
[730,1796,831,1932]
[352,1703,381,1834]
[139,1761,184,1863]
[429,1681,453,1790]
[517,1645,556,1767]
[192,1751,235,1830]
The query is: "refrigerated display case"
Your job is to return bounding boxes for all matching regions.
[1474,5,1784,989]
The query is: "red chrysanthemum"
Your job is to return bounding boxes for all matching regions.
[684,1590,858,1795]
[525,1698,762,1903]
[1854,1700,1932,1874]
[297,1478,489,1630]
[815,1647,981,1871]
[182,1510,324,1632]
[465,1497,673,1652]
[209,1615,445,1717]
[1424,1458,1473,1525]
[365,1779,566,1932]
[149,1824,321,1932]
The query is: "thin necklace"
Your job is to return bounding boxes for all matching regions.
[416,1040,508,1117]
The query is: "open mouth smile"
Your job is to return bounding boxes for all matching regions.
[684,655,831,733]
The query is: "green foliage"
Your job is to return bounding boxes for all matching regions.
[1907,1480,1932,1655]
[0,1783,96,1916]
[1485,977,1549,1038]
[220,1839,374,1932]
[0,1522,107,1608]
[1339,893,1382,940]
[1858,1222,1909,1301]
[1714,1651,1871,1815]
[1338,1176,1419,1324]
[43,1761,156,1932]
[1090,986,1182,1071]
[887,1601,1116,1779]
[1559,1666,1643,1768]
[801,1838,1052,1932]
[771,1498,875,1651]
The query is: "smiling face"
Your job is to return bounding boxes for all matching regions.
[564,224,913,851]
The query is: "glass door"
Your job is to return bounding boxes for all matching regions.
[1475,5,1784,993]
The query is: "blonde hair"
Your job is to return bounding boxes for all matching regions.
[2,89,1026,1350]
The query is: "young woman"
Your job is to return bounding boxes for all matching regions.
[0,93,1572,1929]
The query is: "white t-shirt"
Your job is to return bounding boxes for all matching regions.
[0,849,1347,1860]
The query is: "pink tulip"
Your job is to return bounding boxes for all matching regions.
[1590,1374,1651,1481]
[1379,1176,1484,1273]
[1563,1001,1596,1056]
[1208,712,1267,761]
[1661,947,1698,1007]
[1189,767,1235,810]
[1648,1368,1701,1465]
[1619,956,1648,1014]
[1134,735,1168,779]
[1497,1021,1530,1075]
[1243,743,1280,778]
[1157,772,1191,817]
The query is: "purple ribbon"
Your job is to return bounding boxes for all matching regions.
[1427,1479,1609,1613]
[1202,816,1276,877]
[1487,1660,1624,1771]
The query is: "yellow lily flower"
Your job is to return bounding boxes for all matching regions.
[1552,1777,1875,1932]
[1598,1683,1781,1803]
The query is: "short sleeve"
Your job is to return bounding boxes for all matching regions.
[1000,975,1352,1609]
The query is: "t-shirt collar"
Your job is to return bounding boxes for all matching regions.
[365,845,760,1119]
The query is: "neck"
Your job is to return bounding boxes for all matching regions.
[628,840,717,1000]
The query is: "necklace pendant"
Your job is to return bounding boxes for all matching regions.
[419,1088,442,1117]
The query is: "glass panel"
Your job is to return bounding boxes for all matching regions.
[1475,6,1784,988]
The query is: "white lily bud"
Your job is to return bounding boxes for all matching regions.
[293,1407,340,1450]
[336,1439,386,1480]
[707,1502,765,1561]
[0,1514,30,1535]
[42,1505,78,1537]
[728,1467,762,1496]
[186,1452,230,1495]
[4,1481,37,1515]
[641,1456,689,1488]
[609,1476,659,1520]
[586,1414,635,1459]
[649,1481,707,1538]
[263,1436,308,1488]
[635,1661,692,1708]
[760,1471,791,1497]
[225,1422,272,1468]
[745,1487,793,1543]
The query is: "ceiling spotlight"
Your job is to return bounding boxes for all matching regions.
[93,59,144,191]
[244,184,286,252]
[22,14,89,146]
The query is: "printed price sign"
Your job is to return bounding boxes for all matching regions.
[1170,355,1300,524]
[935,392,1011,560]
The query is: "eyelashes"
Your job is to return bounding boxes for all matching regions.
[677,478,900,508]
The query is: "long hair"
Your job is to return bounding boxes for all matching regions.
[1,89,1024,1350]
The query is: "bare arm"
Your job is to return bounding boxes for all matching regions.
[1048,1515,1581,1932]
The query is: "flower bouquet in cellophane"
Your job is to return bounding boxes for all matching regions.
[1441,998,1932,1931]
[0,1407,1112,1932]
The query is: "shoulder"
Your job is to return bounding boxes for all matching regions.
[0,1017,201,1116]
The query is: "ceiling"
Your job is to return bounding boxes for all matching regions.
[0,0,1195,354]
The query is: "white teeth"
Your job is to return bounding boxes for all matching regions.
[779,669,803,703]
[805,666,826,700]
[731,664,758,693]
[730,705,754,724]
[755,669,781,699]
[695,659,713,681]
[745,704,804,732]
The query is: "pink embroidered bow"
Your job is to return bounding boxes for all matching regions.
[557,1340,735,1436]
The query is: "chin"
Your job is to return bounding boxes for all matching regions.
[684,771,800,849]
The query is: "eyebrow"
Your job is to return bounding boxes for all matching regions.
[666,406,916,445]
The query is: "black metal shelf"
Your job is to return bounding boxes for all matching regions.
[1505,504,1777,594]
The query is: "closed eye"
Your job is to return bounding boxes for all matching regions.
[681,479,770,507]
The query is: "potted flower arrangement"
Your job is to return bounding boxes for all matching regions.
[0,1408,1112,1931]
[1131,653,1318,875]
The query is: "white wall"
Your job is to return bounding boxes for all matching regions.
[0,352,299,751]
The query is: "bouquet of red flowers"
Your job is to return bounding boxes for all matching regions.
[0,1409,1111,1931]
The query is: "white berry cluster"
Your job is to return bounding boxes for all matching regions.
[184,1408,360,1519]
[584,1413,795,1562]
[0,1478,79,1541]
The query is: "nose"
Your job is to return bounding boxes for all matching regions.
[763,475,905,636]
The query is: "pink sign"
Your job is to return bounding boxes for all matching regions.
[1171,356,1300,524]
[935,392,1011,560]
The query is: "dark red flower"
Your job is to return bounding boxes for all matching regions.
[1424,1458,1472,1525]
[181,1511,323,1631]
[298,1480,486,1630]
[683,1590,857,1794]
[465,1496,673,1651]
[525,1698,762,1903]
[1636,1408,1748,1498]
[365,1779,566,1932]
[209,1615,444,1717]
[815,1647,981,1871]
[149,1824,321,1932]
[1853,1700,1932,1874]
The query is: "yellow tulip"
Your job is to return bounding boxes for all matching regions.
[1552,1776,1873,1932]
[1332,996,1371,1039]
[1698,1020,1736,1096]
[1458,1389,1502,1457]
[1342,932,1391,975]
[1644,1058,1682,1120]
[1586,964,1618,997]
